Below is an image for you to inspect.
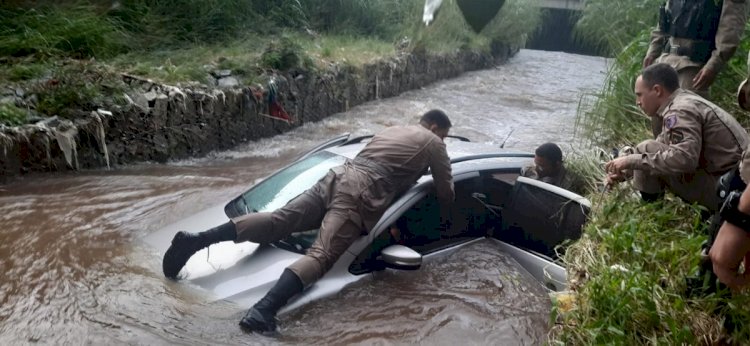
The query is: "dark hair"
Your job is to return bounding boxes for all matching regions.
[420,109,452,129]
[641,63,680,93]
[535,142,563,163]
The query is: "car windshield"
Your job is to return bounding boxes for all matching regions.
[231,151,347,252]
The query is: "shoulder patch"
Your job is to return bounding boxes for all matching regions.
[664,114,678,130]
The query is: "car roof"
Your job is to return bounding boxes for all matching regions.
[323,137,534,163]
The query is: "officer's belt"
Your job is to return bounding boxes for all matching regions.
[352,156,393,177]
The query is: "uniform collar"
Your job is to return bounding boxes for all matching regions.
[657,88,682,117]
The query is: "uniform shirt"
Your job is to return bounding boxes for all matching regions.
[520,164,575,191]
[622,89,749,175]
[646,0,748,72]
[349,125,454,230]
[356,125,454,202]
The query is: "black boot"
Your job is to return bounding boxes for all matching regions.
[239,269,303,334]
[162,221,236,279]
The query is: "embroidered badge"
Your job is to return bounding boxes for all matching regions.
[664,114,678,130]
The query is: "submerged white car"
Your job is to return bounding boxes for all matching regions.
[144,134,590,313]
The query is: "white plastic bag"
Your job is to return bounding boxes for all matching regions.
[423,0,443,26]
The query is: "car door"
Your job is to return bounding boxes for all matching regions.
[492,176,591,259]
[347,171,490,275]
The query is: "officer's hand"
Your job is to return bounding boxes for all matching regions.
[709,221,750,290]
[693,67,717,90]
[604,172,625,187]
[642,55,655,68]
[604,157,628,174]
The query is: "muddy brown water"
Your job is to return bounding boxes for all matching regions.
[0,50,607,345]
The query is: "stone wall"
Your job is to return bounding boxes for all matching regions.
[0,45,518,178]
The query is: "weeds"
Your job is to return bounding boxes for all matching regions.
[31,61,127,119]
[0,5,129,58]
[0,103,27,126]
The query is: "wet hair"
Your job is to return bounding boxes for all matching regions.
[641,63,680,93]
[535,142,563,163]
[420,109,452,129]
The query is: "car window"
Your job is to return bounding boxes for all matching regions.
[233,151,346,214]
[226,151,347,253]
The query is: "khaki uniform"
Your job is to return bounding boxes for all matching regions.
[621,89,749,211]
[230,125,454,285]
[521,164,575,191]
[645,0,747,136]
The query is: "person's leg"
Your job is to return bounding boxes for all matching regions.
[665,170,721,213]
[162,173,332,279]
[239,208,363,333]
[633,140,669,202]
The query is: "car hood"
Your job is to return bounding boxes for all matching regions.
[143,202,362,311]
[143,203,304,306]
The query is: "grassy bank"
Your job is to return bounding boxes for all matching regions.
[0,0,541,126]
[556,0,750,343]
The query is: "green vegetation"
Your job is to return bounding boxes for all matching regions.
[0,103,27,126]
[0,0,540,126]
[558,0,750,343]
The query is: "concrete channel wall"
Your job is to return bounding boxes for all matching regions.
[0,44,518,179]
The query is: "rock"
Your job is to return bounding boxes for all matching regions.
[213,69,232,78]
[143,90,158,102]
[126,92,149,111]
[0,96,17,105]
[218,76,239,88]
[97,109,113,117]
[15,88,24,98]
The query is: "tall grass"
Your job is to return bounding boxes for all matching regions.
[300,0,415,39]
[574,0,660,56]
[559,0,750,343]
[0,5,129,58]
[408,0,542,54]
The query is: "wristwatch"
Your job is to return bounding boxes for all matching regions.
[719,190,750,232]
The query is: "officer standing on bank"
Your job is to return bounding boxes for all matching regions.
[643,0,747,136]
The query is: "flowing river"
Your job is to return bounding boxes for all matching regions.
[0,49,608,345]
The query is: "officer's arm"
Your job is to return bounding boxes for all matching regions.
[646,29,668,62]
[428,139,455,205]
[705,0,748,73]
[645,3,669,61]
[624,111,702,175]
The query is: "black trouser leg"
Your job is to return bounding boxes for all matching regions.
[239,269,303,334]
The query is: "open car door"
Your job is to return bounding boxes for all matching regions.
[495,176,591,259]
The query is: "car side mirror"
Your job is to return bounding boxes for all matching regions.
[380,245,422,270]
